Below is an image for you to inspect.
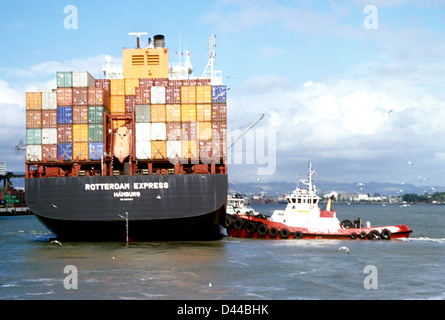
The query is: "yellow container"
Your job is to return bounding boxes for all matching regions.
[196,86,211,103]
[111,96,125,114]
[166,104,181,122]
[73,124,89,142]
[181,140,197,159]
[151,104,166,122]
[73,142,88,160]
[197,122,212,140]
[151,140,167,159]
[181,86,196,104]
[110,79,125,96]
[125,79,139,96]
[181,104,196,122]
[196,104,211,122]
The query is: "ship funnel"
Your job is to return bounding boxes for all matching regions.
[154,35,165,48]
[326,195,334,211]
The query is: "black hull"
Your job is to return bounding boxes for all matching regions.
[25,174,228,241]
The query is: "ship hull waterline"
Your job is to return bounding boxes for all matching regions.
[25,174,228,241]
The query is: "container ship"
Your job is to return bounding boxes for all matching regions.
[24,34,228,241]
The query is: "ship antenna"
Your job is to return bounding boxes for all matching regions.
[128,32,148,48]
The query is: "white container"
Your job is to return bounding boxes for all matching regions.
[135,123,151,141]
[151,123,166,140]
[135,140,151,159]
[42,128,57,144]
[72,71,96,88]
[167,140,181,160]
[150,86,165,104]
[41,91,57,110]
[26,145,42,162]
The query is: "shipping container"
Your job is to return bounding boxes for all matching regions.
[57,124,73,143]
[151,86,166,104]
[57,88,73,106]
[125,79,139,95]
[199,139,225,161]
[153,78,169,87]
[73,142,88,160]
[58,143,73,161]
[151,140,167,159]
[135,141,151,159]
[88,87,110,108]
[181,104,196,122]
[196,104,211,122]
[26,128,42,145]
[72,87,89,105]
[166,122,182,140]
[26,92,42,110]
[181,86,196,104]
[135,123,151,141]
[95,79,110,93]
[196,86,212,103]
[73,105,89,124]
[125,95,136,113]
[196,79,211,86]
[135,105,150,122]
[110,79,125,96]
[111,96,125,114]
[151,104,166,122]
[57,106,73,124]
[72,71,95,88]
[42,128,57,145]
[211,121,227,140]
[211,103,227,122]
[41,110,57,128]
[165,86,181,104]
[139,78,154,87]
[181,140,198,159]
[42,144,57,161]
[88,124,104,142]
[151,123,166,140]
[197,121,212,140]
[57,72,73,88]
[88,142,104,160]
[41,91,57,110]
[211,85,227,103]
[26,110,42,128]
[88,106,106,124]
[180,122,197,140]
[166,140,181,159]
[26,145,42,162]
[73,124,89,142]
[166,104,181,122]
[135,86,151,104]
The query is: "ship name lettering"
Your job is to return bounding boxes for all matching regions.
[85,183,130,191]
[133,182,169,190]
[113,191,141,198]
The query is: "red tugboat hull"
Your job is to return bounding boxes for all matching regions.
[226,215,413,240]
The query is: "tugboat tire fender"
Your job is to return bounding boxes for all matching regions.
[280,228,290,239]
[359,231,368,239]
[269,227,279,237]
[257,224,269,236]
[224,215,233,228]
[368,230,381,240]
[350,232,358,239]
[233,218,244,230]
[245,221,257,234]
[294,231,304,239]
[381,228,392,239]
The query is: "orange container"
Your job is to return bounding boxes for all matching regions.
[110,79,125,96]
[181,104,196,122]
[196,86,211,103]
[151,140,167,159]
[26,92,42,110]
[197,121,212,140]
[150,104,166,122]
[73,142,88,160]
[181,140,198,159]
[111,96,125,114]
[73,124,89,142]
[125,79,139,95]
[166,104,181,122]
[196,104,211,122]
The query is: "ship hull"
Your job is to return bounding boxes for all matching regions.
[25,174,227,241]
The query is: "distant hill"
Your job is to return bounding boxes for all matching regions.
[229,180,443,197]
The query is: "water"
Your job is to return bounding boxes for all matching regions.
[1,203,444,300]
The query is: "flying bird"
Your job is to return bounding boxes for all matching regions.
[50,240,63,246]
[408,159,414,166]
[336,246,349,254]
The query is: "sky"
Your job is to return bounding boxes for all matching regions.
[1,0,445,187]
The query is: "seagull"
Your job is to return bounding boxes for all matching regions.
[156,195,161,199]
[50,240,63,246]
[208,282,212,288]
[336,246,349,254]
[408,159,414,166]
[51,204,58,208]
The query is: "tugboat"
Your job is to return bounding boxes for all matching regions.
[226,193,260,216]
[225,162,413,240]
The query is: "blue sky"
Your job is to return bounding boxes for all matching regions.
[2,0,445,189]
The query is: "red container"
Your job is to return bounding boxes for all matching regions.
[168,79,182,87]
[57,88,73,106]
[196,79,211,86]
[125,95,136,113]
[211,103,227,122]
[180,121,197,140]
[165,86,181,104]
[42,144,57,161]
[73,106,89,124]
[95,79,110,92]
[211,121,227,140]
[57,124,73,143]
[139,78,154,87]
[72,87,88,105]
[26,110,42,128]
[135,86,151,104]
[166,122,182,140]
[88,87,110,109]
[153,78,169,86]
[41,110,57,128]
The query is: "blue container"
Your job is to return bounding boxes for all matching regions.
[88,142,104,160]
[57,143,73,161]
[57,106,73,124]
[211,85,227,103]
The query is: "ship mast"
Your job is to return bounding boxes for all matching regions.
[201,35,222,85]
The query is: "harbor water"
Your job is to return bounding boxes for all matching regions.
[1,203,444,300]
